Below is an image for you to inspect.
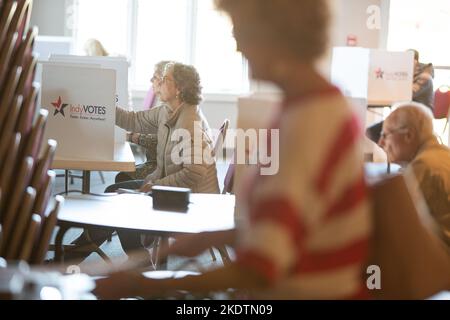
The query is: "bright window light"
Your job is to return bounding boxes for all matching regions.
[71,0,248,94]
[388,0,450,87]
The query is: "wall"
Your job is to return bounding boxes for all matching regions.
[331,0,386,48]
[30,0,72,36]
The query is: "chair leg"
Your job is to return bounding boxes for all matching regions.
[209,247,217,261]
[217,246,232,266]
[98,171,105,184]
[153,236,169,270]
[64,170,69,194]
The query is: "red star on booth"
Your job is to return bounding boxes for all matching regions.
[51,96,68,117]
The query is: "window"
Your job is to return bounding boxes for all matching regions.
[71,0,248,94]
[387,0,450,89]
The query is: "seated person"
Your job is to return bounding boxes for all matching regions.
[366,49,434,143]
[84,38,109,57]
[67,62,219,265]
[378,102,450,245]
[114,61,171,183]
[410,49,434,111]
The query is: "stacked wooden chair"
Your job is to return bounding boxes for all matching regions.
[0,0,63,265]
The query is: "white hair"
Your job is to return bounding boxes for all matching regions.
[84,39,108,56]
[390,101,434,143]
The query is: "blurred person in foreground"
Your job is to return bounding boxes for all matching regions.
[94,0,372,300]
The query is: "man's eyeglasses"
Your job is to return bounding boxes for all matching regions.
[380,126,408,140]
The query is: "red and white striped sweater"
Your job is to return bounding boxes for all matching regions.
[236,87,372,299]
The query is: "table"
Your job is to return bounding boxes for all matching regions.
[55,193,236,267]
[51,142,135,193]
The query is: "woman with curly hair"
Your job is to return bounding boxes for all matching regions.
[114,62,219,194]
[68,62,219,265]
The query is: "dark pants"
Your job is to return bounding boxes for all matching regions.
[67,180,149,264]
[105,180,151,259]
[366,121,383,144]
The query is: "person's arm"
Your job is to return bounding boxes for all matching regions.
[137,133,157,151]
[412,74,433,98]
[126,132,157,148]
[116,106,159,134]
[163,229,237,258]
[93,262,268,300]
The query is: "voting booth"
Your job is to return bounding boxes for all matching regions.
[41,63,116,160]
[48,55,129,143]
[33,36,73,61]
[331,47,414,162]
[331,47,414,107]
[233,93,280,218]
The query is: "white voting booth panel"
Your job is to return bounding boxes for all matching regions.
[33,37,73,105]
[33,36,72,61]
[49,55,129,143]
[233,94,280,218]
[41,64,116,160]
[367,50,414,106]
[331,47,414,107]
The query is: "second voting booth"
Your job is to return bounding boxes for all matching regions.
[331,47,414,161]
[331,47,414,108]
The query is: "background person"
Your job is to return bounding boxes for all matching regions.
[114,61,172,183]
[67,63,219,266]
[84,38,109,56]
[378,102,450,246]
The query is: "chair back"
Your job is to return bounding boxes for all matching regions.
[0,95,22,163]
[433,87,450,119]
[15,53,37,99]
[213,119,230,159]
[222,163,235,194]
[0,0,59,266]
[0,66,21,132]
[18,213,41,262]
[30,139,57,195]
[3,187,36,260]
[9,0,33,50]
[16,83,39,137]
[0,32,18,92]
[31,195,64,265]
[0,156,33,249]
[368,174,450,299]
[0,133,21,215]
[32,170,55,219]
[20,108,48,160]
[0,1,17,47]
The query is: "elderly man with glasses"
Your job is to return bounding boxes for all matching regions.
[378,102,450,246]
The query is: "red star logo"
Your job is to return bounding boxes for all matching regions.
[51,96,68,117]
[375,67,384,79]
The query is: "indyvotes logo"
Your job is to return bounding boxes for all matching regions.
[50,96,107,121]
[51,96,68,117]
[374,67,409,81]
[374,67,384,79]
